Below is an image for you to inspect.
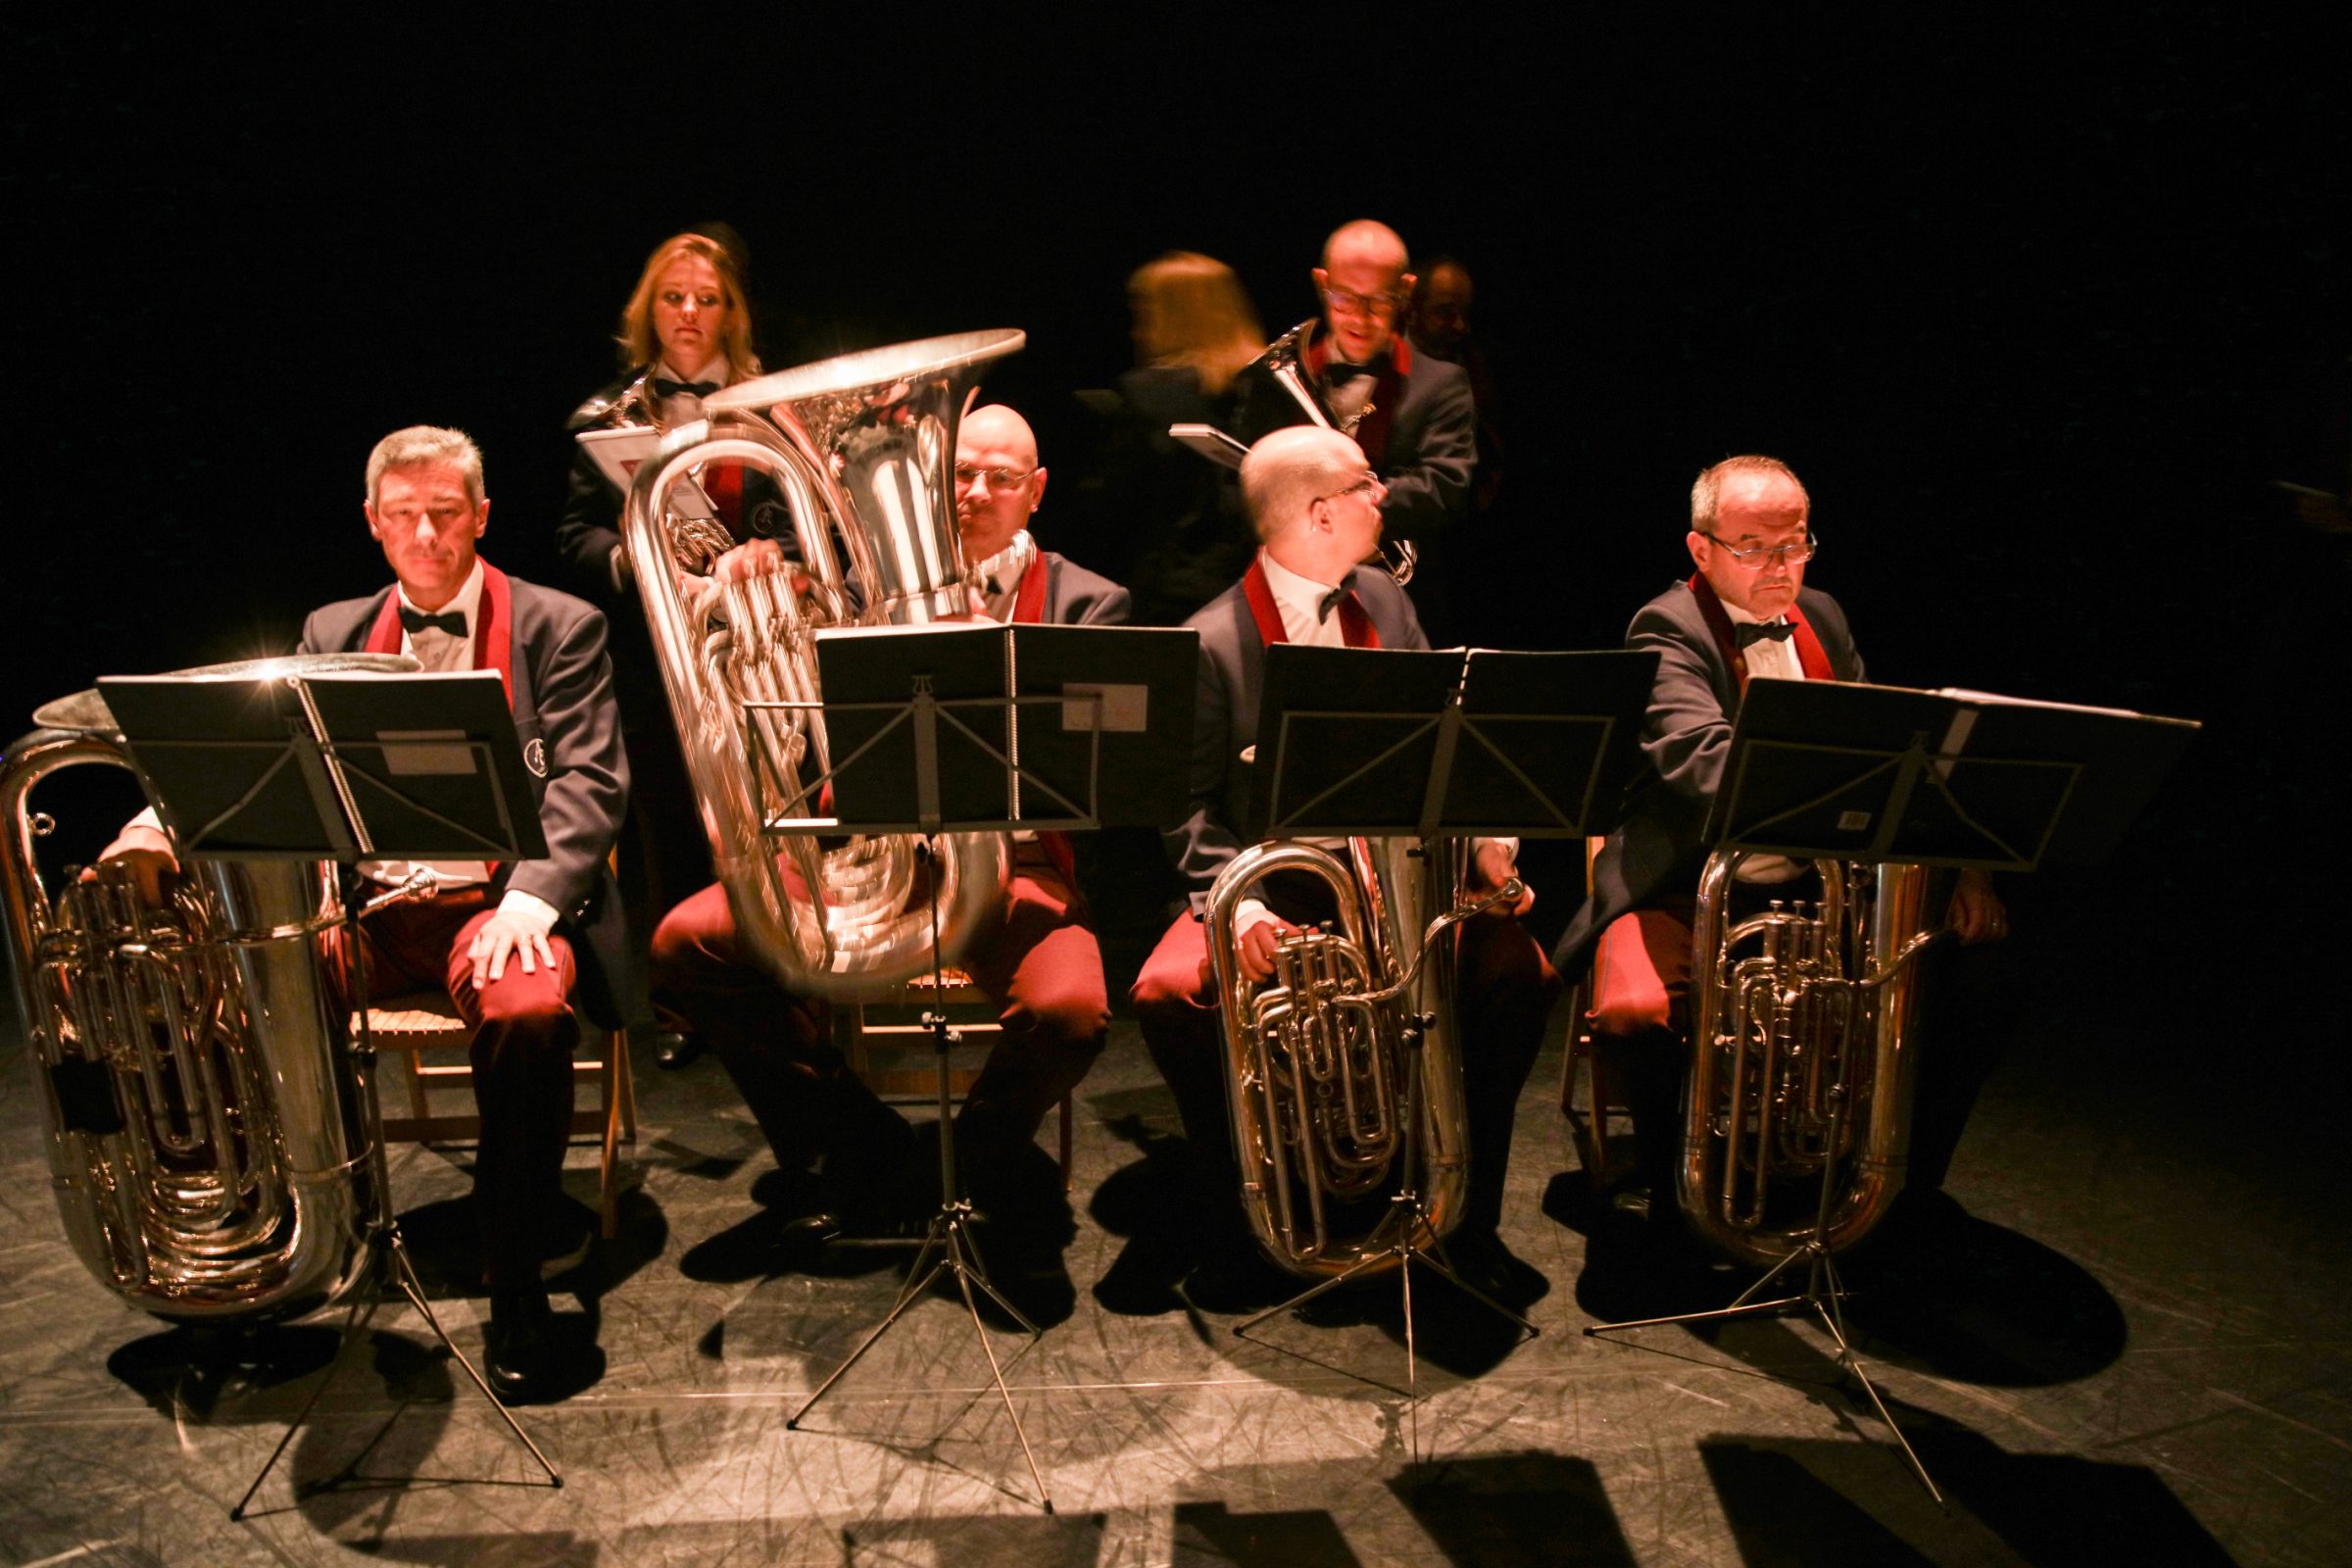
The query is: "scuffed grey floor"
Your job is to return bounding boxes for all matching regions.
[1,1008,2342,1568]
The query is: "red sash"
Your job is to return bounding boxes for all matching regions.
[365,559,517,704]
[1243,557,1381,650]
[1005,553,1078,892]
[1685,573,1832,694]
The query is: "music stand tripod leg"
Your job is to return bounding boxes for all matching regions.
[785,864,1053,1512]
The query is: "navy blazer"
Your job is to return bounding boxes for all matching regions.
[1551,579,1864,974]
[299,573,640,1028]
[1031,551,1132,627]
[1167,565,1428,909]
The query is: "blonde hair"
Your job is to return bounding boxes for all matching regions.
[614,231,761,376]
[366,425,483,508]
[1127,251,1265,395]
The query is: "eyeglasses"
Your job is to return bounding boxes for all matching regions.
[1701,531,1818,568]
[1315,474,1384,508]
[1319,283,1406,318]
[954,464,1035,491]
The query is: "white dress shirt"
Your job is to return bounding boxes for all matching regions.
[1720,599,1806,884]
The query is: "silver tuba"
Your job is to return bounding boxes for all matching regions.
[622,332,1020,999]
[1,659,401,1323]
[1203,836,1514,1277]
[1679,851,1943,1266]
[1255,320,1414,587]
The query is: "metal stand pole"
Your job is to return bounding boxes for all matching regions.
[1234,1000,1538,1456]
[232,906,560,1518]
[786,845,1054,1514]
[1583,1080,1945,1507]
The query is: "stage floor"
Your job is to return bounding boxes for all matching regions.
[1,1004,2342,1568]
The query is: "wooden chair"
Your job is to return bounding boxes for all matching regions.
[1558,838,1645,1194]
[366,996,638,1239]
[832,967,1075,1190]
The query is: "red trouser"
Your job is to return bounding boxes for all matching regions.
[1130,894,1559,1238]
[338,888,580,1293]
[651,842,1109,1189]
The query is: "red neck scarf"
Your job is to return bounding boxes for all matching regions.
[1685,573,1832,694]
[1244,557,1381,650]
[365,560,517,707]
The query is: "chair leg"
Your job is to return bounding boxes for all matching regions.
[600,1027,629,1240]
[1056,1094,1073,1193]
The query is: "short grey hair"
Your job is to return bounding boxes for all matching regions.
[1690,454,1806,534]
[366,425,485,508]
[1240,426,1357,542]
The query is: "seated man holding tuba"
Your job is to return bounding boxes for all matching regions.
[650,404,1125,1315]
[1127,424,1559,1312]
[1551,454,2008,1247]
[98,425,634,1402]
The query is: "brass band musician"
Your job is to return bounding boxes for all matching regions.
[1127,424,1558,1310]
[1550,454,2008,1240]
[647,404,1126,1320]
[99,426,634,1402]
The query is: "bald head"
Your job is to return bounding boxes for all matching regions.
[955,403,1047,561]
[1315,219,1415,365]
[1322,220,1409,272]
[1241,425,1389,588]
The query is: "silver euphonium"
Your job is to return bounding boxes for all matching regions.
[2,662,398,1323]
[1260,319,1415,588]
[1680,851,1942,1266]
[622,332,1022,998]
[1204,836,1514,1277]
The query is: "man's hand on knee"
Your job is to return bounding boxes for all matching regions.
[469,909,556,990]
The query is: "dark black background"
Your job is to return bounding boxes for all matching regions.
[8,17,2347,1088]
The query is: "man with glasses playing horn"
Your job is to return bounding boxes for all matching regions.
[1224,220,1478,644]
[1552,454,2008,1256]
[1124,424,1557,1314]
[650,404,1125,1321]
[97,425,633,1402]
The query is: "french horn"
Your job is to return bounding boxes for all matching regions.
[1,657,406,1322]
[1679,850,1942,1265]
[1204,836,1517,1277]
[622,332,1021,998]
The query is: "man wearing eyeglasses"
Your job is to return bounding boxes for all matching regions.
[1225,220,1477,642]
[1552,455,2006,1238]
[1123,425,1557,1314]
[648,404,1125,1320]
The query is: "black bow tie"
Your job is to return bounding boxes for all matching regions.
[1324,360,1375,382]
[1734,618,1795,647]
[1316,569,1365,623]
[652,376,720,401]
[400,607,467,638]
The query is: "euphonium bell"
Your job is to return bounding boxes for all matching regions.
[623,332,1023,999]
[1679,851,1943,1266]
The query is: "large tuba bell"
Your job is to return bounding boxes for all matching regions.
[1678,850,1943,1266]
[1204,836,1512,1277]
[623,332,1022,998]
[1,658,401,1323]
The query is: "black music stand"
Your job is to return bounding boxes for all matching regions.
[1585,678,2199,1504]
[101,663,561,1514]
[775,622,1198,1514]
[1229,646,1656,1427]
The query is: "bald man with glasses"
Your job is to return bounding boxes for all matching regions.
[1224,220,1478,644]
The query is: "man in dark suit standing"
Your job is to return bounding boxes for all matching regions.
[650,404,1125,1314]
[102,426,632,1401]
[1552,454,2006,1227]
[1127,425,1557,1310]
[1225,220,1478,643]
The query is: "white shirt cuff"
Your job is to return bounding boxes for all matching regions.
[1235,899,1279,941]
[496,889,562,939]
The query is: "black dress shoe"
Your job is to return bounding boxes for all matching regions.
[1440,1229,1551,1311]
[652,1030,701,1070]
[484,1288,554,1404]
